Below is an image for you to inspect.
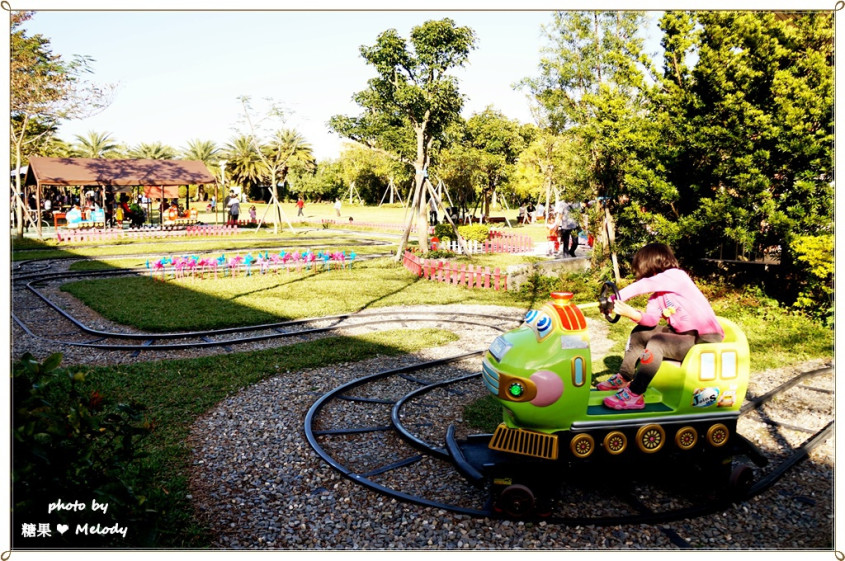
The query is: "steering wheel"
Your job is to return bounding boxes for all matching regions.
[598,281,621,323]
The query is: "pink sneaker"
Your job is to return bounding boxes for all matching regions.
[596,373,629,391]
[604,387,644,410]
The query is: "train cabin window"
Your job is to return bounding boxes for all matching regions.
[700,352,716,381]
[721,351,737,379]
[572,356,586,387]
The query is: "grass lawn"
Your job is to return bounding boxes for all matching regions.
[15,328,458,547]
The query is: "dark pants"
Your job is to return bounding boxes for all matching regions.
[620,325,724,395]
[558,228,579,256]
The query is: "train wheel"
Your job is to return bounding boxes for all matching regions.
[570,433,595,458]
[729,464,754,494]
[674,426,698,451]
[496,484,535,519]
[603,431,627,455]
[706,423,730,447]
[636,424,666,454]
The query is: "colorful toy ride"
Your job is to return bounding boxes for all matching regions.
[447,285,765,518]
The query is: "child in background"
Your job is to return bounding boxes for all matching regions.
[249,205,257,223]
[598,243,724,410]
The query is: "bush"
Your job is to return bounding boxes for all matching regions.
[517,273,565,298]
[13,353,153,547]
[457,223,490,243]
[433,223,454,242]
[425,249,457,259]
[790,234,833,323]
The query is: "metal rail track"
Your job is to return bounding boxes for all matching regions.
[12,268,519,352]
[305,359,833,524]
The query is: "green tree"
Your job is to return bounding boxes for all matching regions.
[223,134,264,196]
[330,18,477,259]
[71,130,119,158]
[295,159,346,202]
[436,107,529,219]
[336,144,411,205]
[181,139,221,202]
[127,142,176,160]
[181,139,220,165]
[656,11,833,274]
[521,10,653,279]
[264,128,316,203]
[10,11,114,238]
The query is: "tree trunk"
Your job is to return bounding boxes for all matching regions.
[395,126,431,261]
[394,167,424,261]
[604,204,620,282]
[14,147,24,238]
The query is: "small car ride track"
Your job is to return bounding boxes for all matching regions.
[11,262,515,353]
[11,260,834,532]
[304,351,833,526]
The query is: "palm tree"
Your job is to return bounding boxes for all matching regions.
[181,139,219,166]
[181,139,220,202]
[71,130,119,158]
[223,134,264,195]
[127,142,176,160]
[263,128,316,197]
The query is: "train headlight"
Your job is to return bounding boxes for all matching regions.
[497,372,538,402]
[507,381,526,399]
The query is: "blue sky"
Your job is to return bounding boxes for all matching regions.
[22,9,665,161]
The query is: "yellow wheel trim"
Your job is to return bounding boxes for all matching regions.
[570,433,595,458]
[706,423,730,447]
[636,424,666,454]
[674,426,698,450]
[603,431,627,455]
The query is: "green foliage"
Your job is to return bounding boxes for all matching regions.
[517,273,564,299]
[457,223,490,243]
[425,249,456,259]
[790,234,833,321]
[13,353,153,546]
[433,223,454,241]
[434,107,531,207]
[329,18,476,163]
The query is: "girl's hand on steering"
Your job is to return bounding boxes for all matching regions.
[613,300,642,322]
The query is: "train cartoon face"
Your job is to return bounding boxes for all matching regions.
[482,291,751,440]
[482,292,592,433]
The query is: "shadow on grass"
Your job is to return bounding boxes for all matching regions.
[10,236,487,550]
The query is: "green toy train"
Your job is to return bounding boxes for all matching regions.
[447,286,764,517]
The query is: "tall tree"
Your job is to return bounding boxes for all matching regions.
[521,10,653,279]
[264,128,316,203]
[127,142,176,160]
[657,11,833,267]
[182,139,222,203]
[181,139,220,165]
[235,97,309,233]
[71,130,119,158]
[329,18,477,259]
[223,134,264,195]
[10,11,114,238]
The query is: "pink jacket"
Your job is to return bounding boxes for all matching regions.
[618,268,724,337]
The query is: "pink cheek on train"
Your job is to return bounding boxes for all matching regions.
[530,370,563,407]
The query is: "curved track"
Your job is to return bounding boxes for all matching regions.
[11,257,834,532]
[11,263,516,353]
[305,357,833,525]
